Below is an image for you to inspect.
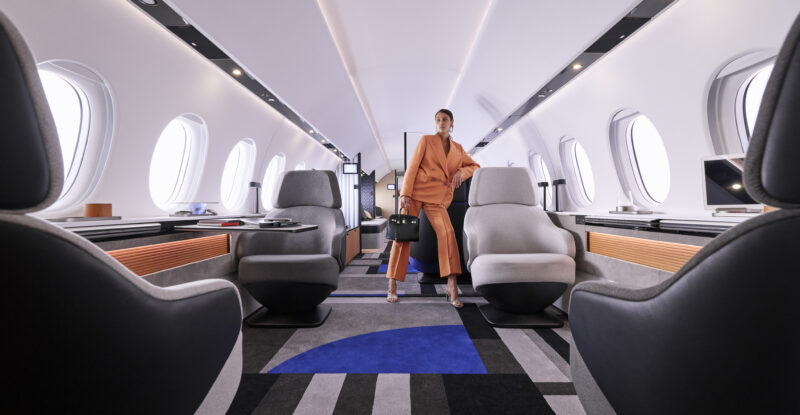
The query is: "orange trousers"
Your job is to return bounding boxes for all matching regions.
[386,198,461,282]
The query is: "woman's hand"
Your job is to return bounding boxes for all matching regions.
[450,170,464,191]
[399,195,411,211]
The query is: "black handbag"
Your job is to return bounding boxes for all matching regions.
[386,209,419,241]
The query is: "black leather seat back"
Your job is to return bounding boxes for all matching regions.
[0,11,242,413]
[410,178,471,273]
[570,12,800,414]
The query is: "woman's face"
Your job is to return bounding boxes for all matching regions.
[435,112,453,135]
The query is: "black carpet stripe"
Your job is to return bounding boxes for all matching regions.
[442,374,554,415]
[333,374,378,415]
[471,339,526,374]
[420,283,437,295]
[457,303,500,339]
[411,374,450,415]
[366,265,379,274]
[241,325,296,373]
[226,374,279,415]
[253,373,313,414]
[535,382,577,396]
[534,328,571,363]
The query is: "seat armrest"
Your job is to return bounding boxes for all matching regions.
[162,278,243,306]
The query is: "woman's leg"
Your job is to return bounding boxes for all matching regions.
[423,203,463,307]
[422,203,462,278]
[386,199,421,302]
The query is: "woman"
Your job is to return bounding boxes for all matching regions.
[387,109,480,307]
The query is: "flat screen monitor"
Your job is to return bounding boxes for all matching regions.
[701,154,759,209]
[387,183,396,190]
[343,163,358,174]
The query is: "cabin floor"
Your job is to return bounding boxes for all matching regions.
[229,241,585,414]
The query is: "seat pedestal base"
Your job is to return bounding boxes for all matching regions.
[245,305,332,328]
[478,304,563,328]
[417,272,472,284]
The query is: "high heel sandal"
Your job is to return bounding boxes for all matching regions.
[387,290,398,303]
[445,286,463,308]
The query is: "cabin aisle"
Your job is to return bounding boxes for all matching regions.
[228,241,584,415]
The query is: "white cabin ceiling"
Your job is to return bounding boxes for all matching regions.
[168,0,639,178]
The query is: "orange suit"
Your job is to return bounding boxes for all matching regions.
[387,134,480,282]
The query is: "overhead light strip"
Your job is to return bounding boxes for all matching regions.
[467,0,677,156]
[129,0,351,161]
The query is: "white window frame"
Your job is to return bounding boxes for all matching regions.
[528,151,552,209]
[149,114,208,211]
[220,139,256,211]
[610,110,671,206]
[38,61,114,213]
[261,153,286,211]
[558,137,595,206]
[707,51,776,154]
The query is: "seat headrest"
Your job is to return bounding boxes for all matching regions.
[0,12,63,214]
[745,13,800,209]
[273,170,342,209]
[468,167,538,207]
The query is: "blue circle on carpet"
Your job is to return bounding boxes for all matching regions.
[269,325,487,374]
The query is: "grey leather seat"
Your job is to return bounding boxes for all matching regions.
[463,167,576,327]
[0,11,242,414]
[569,13,800,415]
[236,170,346,327]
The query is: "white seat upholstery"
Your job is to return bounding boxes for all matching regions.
[471,254,575,286]
[463,167,576,326]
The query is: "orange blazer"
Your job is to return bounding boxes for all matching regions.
[401,134,480,205]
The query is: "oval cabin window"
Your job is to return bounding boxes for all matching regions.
[149,115,208,211]
[261,153,286,210]
[220,139,256,211]
[38,61,114,212]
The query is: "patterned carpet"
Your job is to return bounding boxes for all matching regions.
[227,240,585,414]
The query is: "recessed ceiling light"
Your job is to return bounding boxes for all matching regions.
[619,34,627,39]
[308,129,314,134]
[496,127,503,132]
[572,63,583,70]
[232,68,242,76]
[267,98,275,102]
[321,139,326,143]
[731,183,743,190]
[190,42,197,47]
[139,0,157,5]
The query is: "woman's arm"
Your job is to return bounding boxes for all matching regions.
[449,146,481,190]
[457,145,480,179]
[400,136,427,198]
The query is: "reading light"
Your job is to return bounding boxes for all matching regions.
[731,183,743,190]
[572,63,583,70]
[232,68,242,76]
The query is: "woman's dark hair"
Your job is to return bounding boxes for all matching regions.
[435,108,454,121]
